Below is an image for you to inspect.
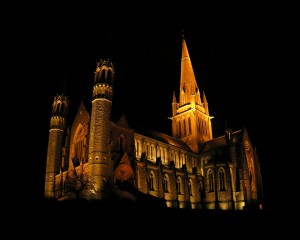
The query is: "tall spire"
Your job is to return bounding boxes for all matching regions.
[179,36,202,107]
[172,32,212,153]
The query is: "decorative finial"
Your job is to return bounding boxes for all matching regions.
[181,28,185,39]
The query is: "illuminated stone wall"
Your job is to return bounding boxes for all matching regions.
[87,99,113,199]
[188,174,202,209]
[48,107,263,210]
[45,129,65,198]
[135,160,148,194]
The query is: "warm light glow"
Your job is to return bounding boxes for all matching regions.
[44,35,264,212]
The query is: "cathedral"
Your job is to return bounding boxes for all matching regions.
[44,35,264,210]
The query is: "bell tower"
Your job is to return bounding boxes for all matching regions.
[86,59,115,200]
[171,35,213,153]
[44,94,68,198]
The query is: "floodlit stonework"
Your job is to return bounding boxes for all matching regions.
[45,36,264,210]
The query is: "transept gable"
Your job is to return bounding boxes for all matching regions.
[116,113,130,129]
[114,152,135,182]
[71,100,90,131]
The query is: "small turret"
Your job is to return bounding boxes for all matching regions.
[92,59,114,101]
[44,94,69,198]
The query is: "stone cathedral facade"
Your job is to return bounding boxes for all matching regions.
[44,36,264,210]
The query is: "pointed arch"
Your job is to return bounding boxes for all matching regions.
[150,143,156,160]
[208,169,214,192]
[114,154,135,183]
[146,143,152,160]
[163,148,168,164]
[135,138,142,158]
[148,170,155,191]
[163,173,169,193]
[175,152,179,168]
[55,103,60,115]
[180,153,186,167]
[100,69,106,82]
[218,167,226,191]
[71,123,86,167]
[177,176,182,194]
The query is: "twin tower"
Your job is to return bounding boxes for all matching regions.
[44,59,116,200]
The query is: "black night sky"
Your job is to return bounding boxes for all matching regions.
[17,7,283,231]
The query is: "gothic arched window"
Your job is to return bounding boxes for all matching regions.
[148,171,154,191]
[163,174,169,193]
[177,177,182,194]
[188,117,191,134]
[208,169,214,192]
[218,168,226,191]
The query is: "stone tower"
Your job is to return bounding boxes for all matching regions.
[86,59,115,200]
[172,35,213,153]
[44,94,69,198]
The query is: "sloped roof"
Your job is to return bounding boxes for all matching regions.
[134,127,191,151]
[201,130,242,153]
[116,114,130,129]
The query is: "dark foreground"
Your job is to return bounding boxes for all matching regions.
[16,198,274,235]
[11,198,284,239]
